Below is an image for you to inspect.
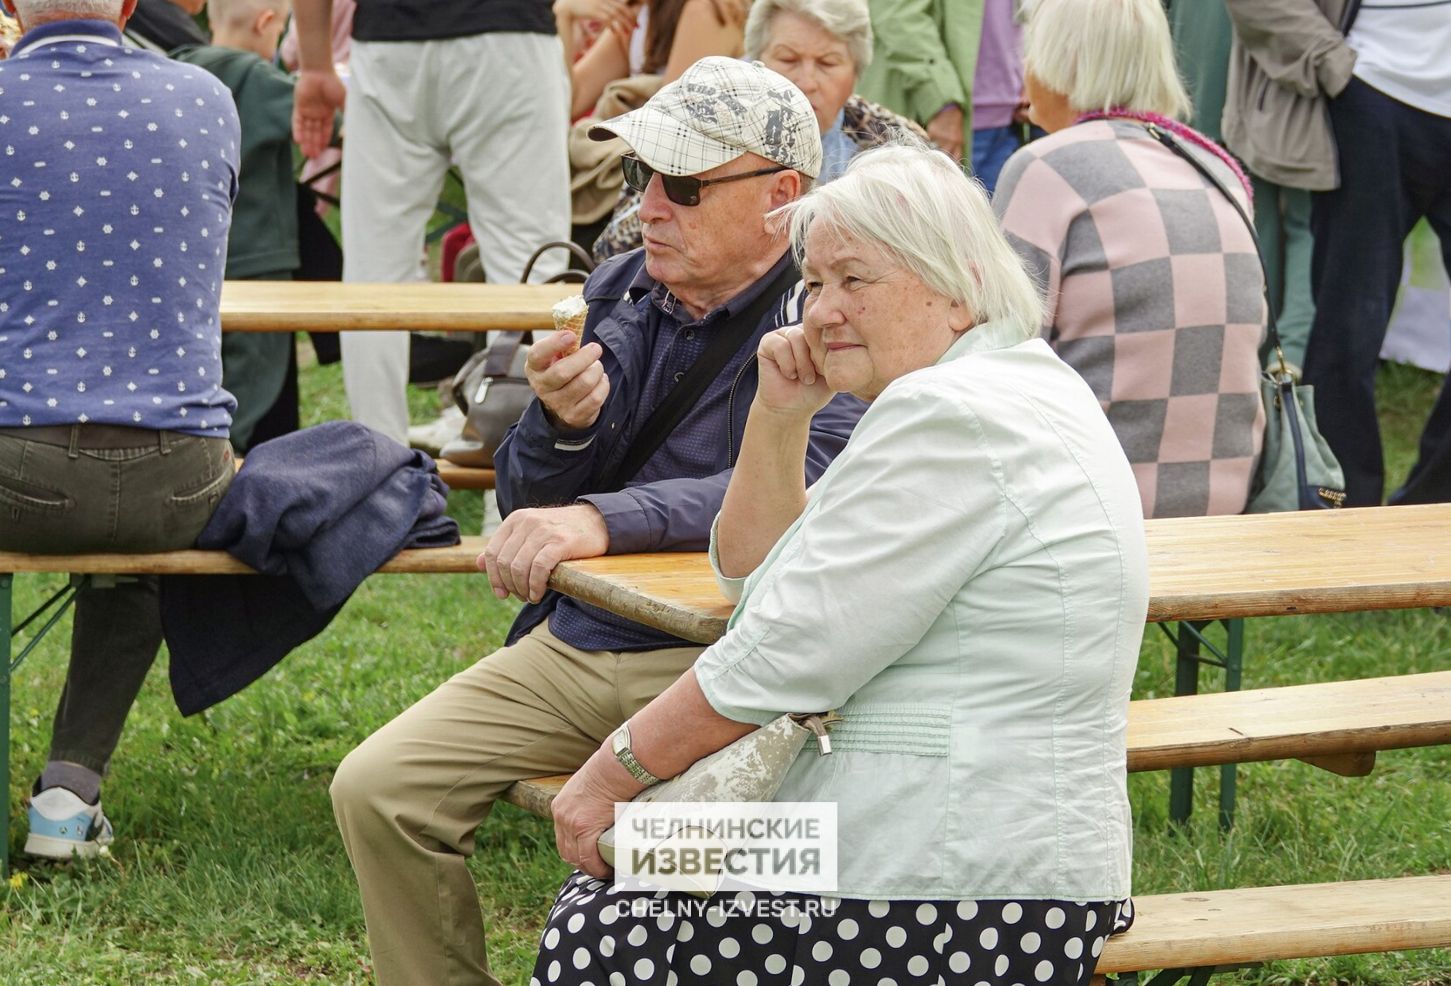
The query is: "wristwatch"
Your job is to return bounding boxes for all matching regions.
[611,722,661,786]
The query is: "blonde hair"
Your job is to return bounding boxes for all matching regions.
[743,0,873,79]
[776,138,1043,339]
[206,0,288,31]
[1024,0,1191,118]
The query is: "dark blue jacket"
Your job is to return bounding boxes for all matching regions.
[160,422,460,714]
[496,249,866,645]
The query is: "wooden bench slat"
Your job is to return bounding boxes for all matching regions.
[0,536,488,575]
[220,281,579,333]
[1126,670,1451,772]
[436,464,495,490]
[551,503,1451,644]
[1096,874,1451,974]
[502,672,1451,818]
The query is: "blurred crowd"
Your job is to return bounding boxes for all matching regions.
[4,0,1446,511]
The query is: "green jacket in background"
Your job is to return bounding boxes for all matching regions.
[856,0,985,148]
[170,44,301,453]
[1166,0,1233,143]
[171,44,300,279]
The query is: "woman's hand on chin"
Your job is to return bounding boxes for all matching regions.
[755,324,835,418]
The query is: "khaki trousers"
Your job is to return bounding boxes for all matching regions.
[331,623,701,986]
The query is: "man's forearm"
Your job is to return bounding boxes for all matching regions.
[292,0,335,71]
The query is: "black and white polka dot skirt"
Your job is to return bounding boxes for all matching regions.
[533,872,1135,985]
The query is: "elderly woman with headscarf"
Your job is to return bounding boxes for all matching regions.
[993,0,1266,519]
[535,140,1146,986]
[592,0,921,261]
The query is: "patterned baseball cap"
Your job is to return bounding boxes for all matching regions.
[589,56,822,179]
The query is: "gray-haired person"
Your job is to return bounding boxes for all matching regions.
[328,57,865,986]
[0,0,238,858]
[592,0,923,261]
[541,138,1145,986]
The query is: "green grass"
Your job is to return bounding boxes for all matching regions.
[4,359,1451,985]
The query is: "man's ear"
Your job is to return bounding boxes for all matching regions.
[253,6,276,35]
[118,0,140,28]
[769,169,804,210]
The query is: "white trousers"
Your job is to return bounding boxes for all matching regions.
[340,32,571,442]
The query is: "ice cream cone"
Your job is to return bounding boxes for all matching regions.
[551,295,589,356]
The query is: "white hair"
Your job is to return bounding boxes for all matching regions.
[743,0,873,79]
[13,0,124,20]
[1024,0,1191,118]
[776,139,1044,339]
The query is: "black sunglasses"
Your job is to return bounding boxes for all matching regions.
[621,155,789,207]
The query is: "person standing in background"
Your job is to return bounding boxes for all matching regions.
[969,0,1028,194]
[1266,0,1451,506]
[1189,0,1326,376]
[856,0,981,167]
[291,0,571,445]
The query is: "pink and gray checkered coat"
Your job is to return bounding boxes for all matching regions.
[995,119,1266,519]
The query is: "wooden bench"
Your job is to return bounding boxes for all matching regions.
[435,463,495,491]
[1091,873,1451,984]
[0,537,489,877]
[549,503,1451,824]
[500,669,1451,816]
[549,504,1451,644]
[219,280,579,333]
[500,674,1451,983]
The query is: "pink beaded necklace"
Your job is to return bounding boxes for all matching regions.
[1076,108,1254,204]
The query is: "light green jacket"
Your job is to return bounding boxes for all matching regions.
[856,0,985,142]
[699,321,1148,901]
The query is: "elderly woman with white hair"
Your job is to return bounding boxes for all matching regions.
[537,141,1145,986]
[994,0,1266,520]
[592,0,921,260]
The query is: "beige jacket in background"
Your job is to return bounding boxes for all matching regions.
[1222,0,1358,191]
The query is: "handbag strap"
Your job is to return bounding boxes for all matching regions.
[596,259,800,492]
[1139,122,1289,378]
[484,331,531,378]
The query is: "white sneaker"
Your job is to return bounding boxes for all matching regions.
[407,405,465,456]
[25,785,114,860]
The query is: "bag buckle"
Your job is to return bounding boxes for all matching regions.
[789,711,842,756]
[474,377,492,405]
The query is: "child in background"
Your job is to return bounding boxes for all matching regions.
[173,0,302,455]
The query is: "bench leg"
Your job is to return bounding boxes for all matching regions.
[1217,619,1245,831]
[2,573,12,879]
[1168,619,1248,828]
[1168,621,1201,824]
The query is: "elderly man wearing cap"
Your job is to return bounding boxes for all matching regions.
[328,57,864,986]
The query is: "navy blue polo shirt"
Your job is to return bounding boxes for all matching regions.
[0,20,239,434]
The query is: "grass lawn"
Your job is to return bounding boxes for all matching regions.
[3,355,1450,985]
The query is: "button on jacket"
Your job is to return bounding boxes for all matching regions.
[699,319,1149,902]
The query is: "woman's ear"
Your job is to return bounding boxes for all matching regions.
[947,298,975,334]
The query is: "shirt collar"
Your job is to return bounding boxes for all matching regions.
[11,19,123,57]
[628,248,795,326]
[936,317,1035,365]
